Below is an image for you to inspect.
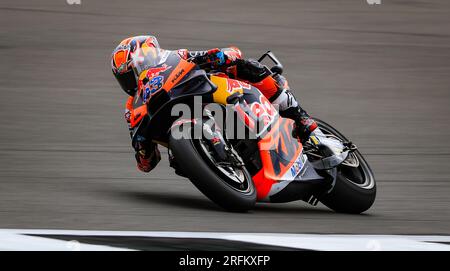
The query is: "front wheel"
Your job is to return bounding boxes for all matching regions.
[169,126,256,212]
[315,119,376,214]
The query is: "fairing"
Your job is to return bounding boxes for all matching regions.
[131,50,216,142]
[207,76,327,200]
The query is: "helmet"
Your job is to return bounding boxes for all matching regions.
[111,35,160,96]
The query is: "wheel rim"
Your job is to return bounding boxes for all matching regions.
[196,139,252,193]
[317,123,375,190]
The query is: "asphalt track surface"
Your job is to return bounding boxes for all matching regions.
[0,0,450,235]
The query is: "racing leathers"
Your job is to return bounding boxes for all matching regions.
[125,47,317,172]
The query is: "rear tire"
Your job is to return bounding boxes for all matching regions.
[169,131,256,212]
[315,119,376,214]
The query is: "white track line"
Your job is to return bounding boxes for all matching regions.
[0,231,133,251]
[1,229,450,251]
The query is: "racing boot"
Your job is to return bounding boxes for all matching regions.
[272,88,318,144]
[289,107,318,144]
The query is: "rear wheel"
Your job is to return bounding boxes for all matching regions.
[169,124,256,212]
[314,119,376,214]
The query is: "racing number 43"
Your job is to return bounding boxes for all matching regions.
[143,75,164,102]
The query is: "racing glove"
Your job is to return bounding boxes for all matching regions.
[193,48,232,70]
[134,141,161,173]
[235,58,272,83]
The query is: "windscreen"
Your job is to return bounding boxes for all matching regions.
[130,46,171,79]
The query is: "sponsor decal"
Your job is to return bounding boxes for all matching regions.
[171,68,185,84]
[139,64,172,103]
[290,153,305,178]
[227,79,251,93]
[250,95,278,128]
[146,64,171,78]
[188,51,208,57]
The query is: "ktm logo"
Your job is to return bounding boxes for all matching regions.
[268,120,300,176]
[171,69,185,83]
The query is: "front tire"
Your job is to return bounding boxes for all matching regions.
[169,130,256,212]
[315,119,376,214]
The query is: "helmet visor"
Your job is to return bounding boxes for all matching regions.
[114,69,137,96]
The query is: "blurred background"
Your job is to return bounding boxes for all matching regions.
[0,0,449,234]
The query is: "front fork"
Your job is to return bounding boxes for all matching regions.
[202,110,244,167]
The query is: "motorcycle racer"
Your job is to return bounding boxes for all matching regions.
[111,35,317,172]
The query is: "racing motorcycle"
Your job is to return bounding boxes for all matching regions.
[130,48,376,214]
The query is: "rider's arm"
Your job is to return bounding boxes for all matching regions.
[124,96,161,172]
[177,47,243,70]
[178,47,271,83]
